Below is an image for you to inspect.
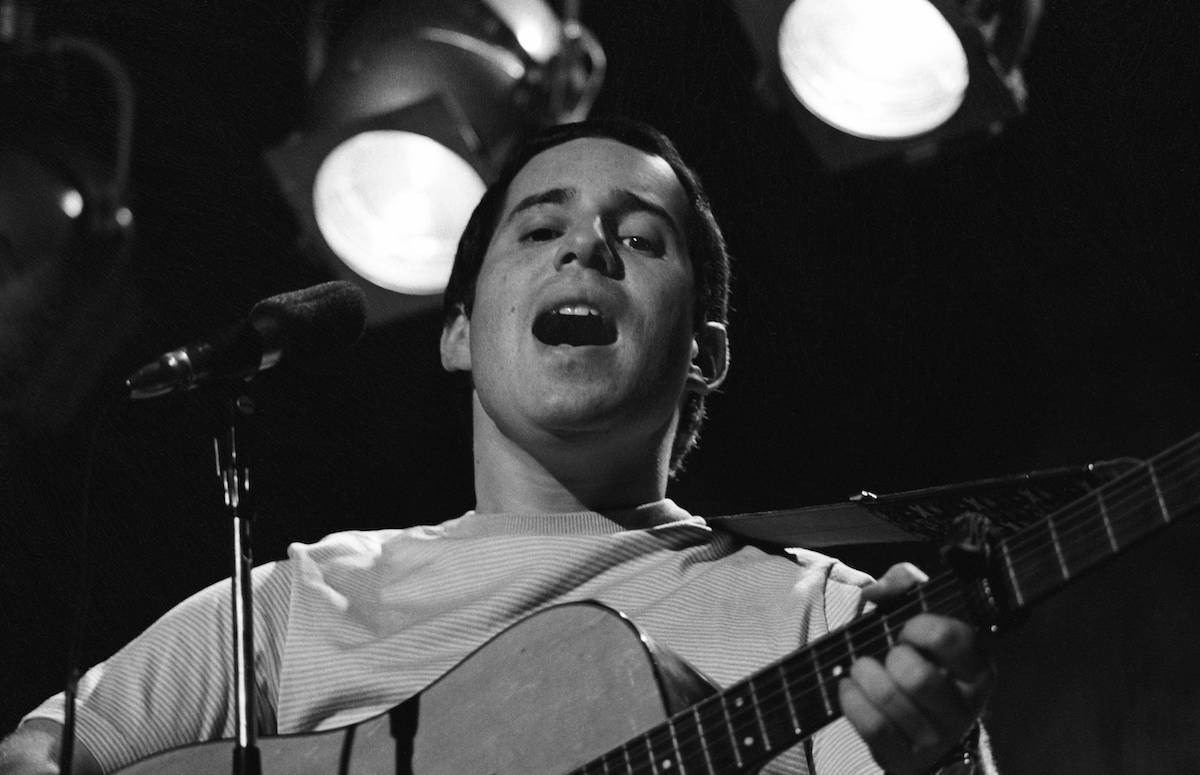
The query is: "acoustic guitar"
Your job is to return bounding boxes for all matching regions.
[117,431,1200,774]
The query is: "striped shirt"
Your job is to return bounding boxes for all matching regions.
[26,500,881,773]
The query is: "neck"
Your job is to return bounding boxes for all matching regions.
[470,394,673,516]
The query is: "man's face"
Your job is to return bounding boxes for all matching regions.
[445,137,699,451]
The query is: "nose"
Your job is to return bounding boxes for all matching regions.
[554,216,623,279]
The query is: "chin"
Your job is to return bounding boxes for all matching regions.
[533,394,622,433]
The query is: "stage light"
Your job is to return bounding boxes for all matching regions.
[733,0,1042,169]
[1,1,136,431]
[312,130,485,296]
[267,0,605,326]
[0,142,102,281]
[1,13,135,282]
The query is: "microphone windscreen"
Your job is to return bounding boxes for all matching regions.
[251,281,367,362]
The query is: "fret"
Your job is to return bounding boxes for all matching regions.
[695,697,740,773]
[624,735,653,775]
[1047,514,1069,580]
[915,584,931,612]
[643,729,666,775]
[670,715,713,775]
[1161,442,1200,519]
[588,755,607,775]
[692,705,717,775]
[835,615,891,677]
[1148,460,1172,524]
[1006,519,1064,603]
[666,719,685,775]
[747,678,772,751]
[719,694,745,770]
[1055,490,1118,576]
[754,668,816,761]
[810,647,835,717]
[778,663,801,735]
[724,682,777,764]
[1000,541,1025,606]
[882,610,897,648]
[1111,465,1170,547]
[1096,488,1119,551]
[1161,453,1200,518]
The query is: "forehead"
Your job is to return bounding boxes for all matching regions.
[500,137,689,222]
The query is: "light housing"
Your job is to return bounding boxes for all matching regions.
[267,0,604,326]
[0,138,106,281]
[733,0,1040,170]
[1,25,134,281]
[0,13,137,432]
[267,95,490,324]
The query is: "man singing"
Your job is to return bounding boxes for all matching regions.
[1,119,993,774]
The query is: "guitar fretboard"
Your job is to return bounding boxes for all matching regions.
[570,432,1200,774]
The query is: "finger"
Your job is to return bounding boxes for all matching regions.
[884,643,973,735]
[838,670,925,772]
[845,656,941,751]
[900,614,993,689]
[861,562,929,604]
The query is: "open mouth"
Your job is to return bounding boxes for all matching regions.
[532,304,618,347]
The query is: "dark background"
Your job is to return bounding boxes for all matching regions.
[2,1,1199,772]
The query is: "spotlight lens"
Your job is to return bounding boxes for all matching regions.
[778,0,969,139]
[313,131,486,295]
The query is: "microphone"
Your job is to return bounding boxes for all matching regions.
[124,281,366,399]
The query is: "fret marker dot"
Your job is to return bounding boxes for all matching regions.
[831,665,845,678]
[662,760,672,770]
[743,736,755,747]
[735,696,744,708]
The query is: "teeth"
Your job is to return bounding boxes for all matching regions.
[555,305,601,316]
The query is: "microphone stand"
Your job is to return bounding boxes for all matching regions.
[213,391,261,775]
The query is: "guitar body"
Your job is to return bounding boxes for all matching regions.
[118,602,719,774]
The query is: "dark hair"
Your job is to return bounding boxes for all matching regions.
[443,117,731,474]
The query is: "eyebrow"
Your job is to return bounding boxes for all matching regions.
[500,186,684,241]
[503,187,576,225]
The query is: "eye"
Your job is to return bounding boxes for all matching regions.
[522,226,560,243]
[620,234,664,256]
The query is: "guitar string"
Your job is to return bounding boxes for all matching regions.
[581,456,1200,774]
[1004,466,1199,595]
[992,440,1199,592]
[574,570,979,772]
[577,441,1200,773]
[573,573,973,774]
[996,433,1198,562]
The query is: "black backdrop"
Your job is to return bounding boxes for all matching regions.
[2,1,1199,772]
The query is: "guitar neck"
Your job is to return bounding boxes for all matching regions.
[571,432,1200,774]
[993,432,1200,608]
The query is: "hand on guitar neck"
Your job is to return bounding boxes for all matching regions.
[839,563,995,775]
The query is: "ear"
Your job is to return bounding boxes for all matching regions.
[685,321,729,394]
[440,304,472,372]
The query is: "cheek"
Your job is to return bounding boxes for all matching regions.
[647,274,697,349]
